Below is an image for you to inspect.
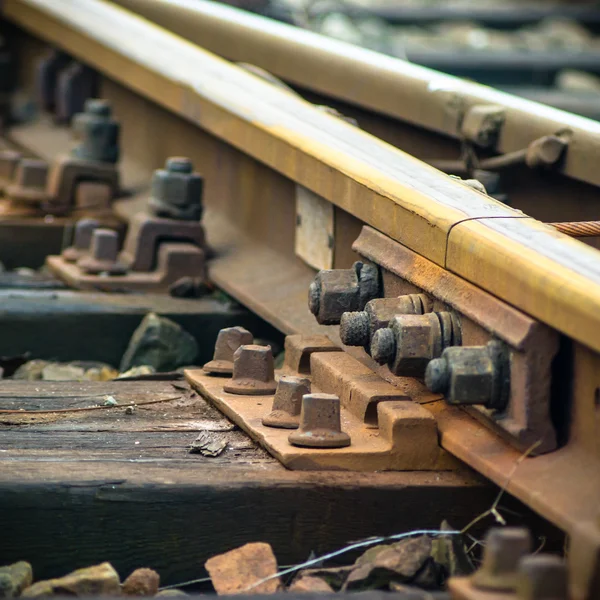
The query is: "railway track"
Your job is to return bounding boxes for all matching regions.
[0,0,598,598]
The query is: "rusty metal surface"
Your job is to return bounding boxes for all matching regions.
[353,226,558,454]
[8,0,600,357]
[47,242,205,293]
[2,3,599,596]
[113,0,600,189]
[223,344,277,396]
[119,213,205,272]
[186,361,457,471]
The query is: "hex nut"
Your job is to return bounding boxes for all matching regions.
[308,262,380,325]
[148,156,203,221]
[340,294,430,348]
[425,340,510,411]
[72,98,120,164]
[472,527,532,592]
[371,312,460,377]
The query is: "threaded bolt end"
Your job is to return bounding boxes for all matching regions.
[425,357,450,393]
[340,311,370,346]
[371,328,395,365]
[166,156,193,173]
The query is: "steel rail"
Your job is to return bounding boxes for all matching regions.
[4,5,600,594]
[5,0,600,356]
[112,0,600,189]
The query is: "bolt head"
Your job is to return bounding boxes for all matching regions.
[288,393,350,448]
[389,313,443,376]
[166,156,193,173]
[150,162,203,213]
[204,326,253,375]
[85,98,111,117]
[473,527,532,592]
[15,159,48,190]
[517,554,567,600]
[444,346,495,406]
[223,344,276,395]
[310,268,360,325]
[72,101,119,163]
[262,375,310,429]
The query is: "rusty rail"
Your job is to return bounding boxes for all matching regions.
[112,0,600,189]
[2,1,600,598]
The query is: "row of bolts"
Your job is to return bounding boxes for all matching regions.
[204,326,350,448]
[205,328,567,599]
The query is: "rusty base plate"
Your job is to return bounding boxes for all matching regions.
[185,368,457,471]
[46,242,205,292]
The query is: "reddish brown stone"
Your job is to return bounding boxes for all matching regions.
[122,568,160,596]
[205,542,281,594]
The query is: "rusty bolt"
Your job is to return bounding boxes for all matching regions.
[77,228,127,275]
[516,554,567,600]
[288,393,351,448]
[472,527,532,592]
[55,62,97,124]
[0,150,21,184]
[262,375,310,429]
[35,49,70,111]
[203,326,254,376]
[6,159,50,205]
[308,261,380,325]
[371,311,461,377]
[72,98,120,164]
[223,344,277,395]
[340,294,430,349]
[425,340,510,411]
[14,159,48,191]
[148,157,203,221]
[61,218,100,262]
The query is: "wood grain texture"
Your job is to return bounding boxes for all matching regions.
[0,290,276,365]
[0,380,508,586]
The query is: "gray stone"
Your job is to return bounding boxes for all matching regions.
[343,535,432,591]
[117,365,156,379]
[120,313,198,373]
[13,360,117,381]
[0,561,33,598]
[12,360,49,380]
[21,562,120,597]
